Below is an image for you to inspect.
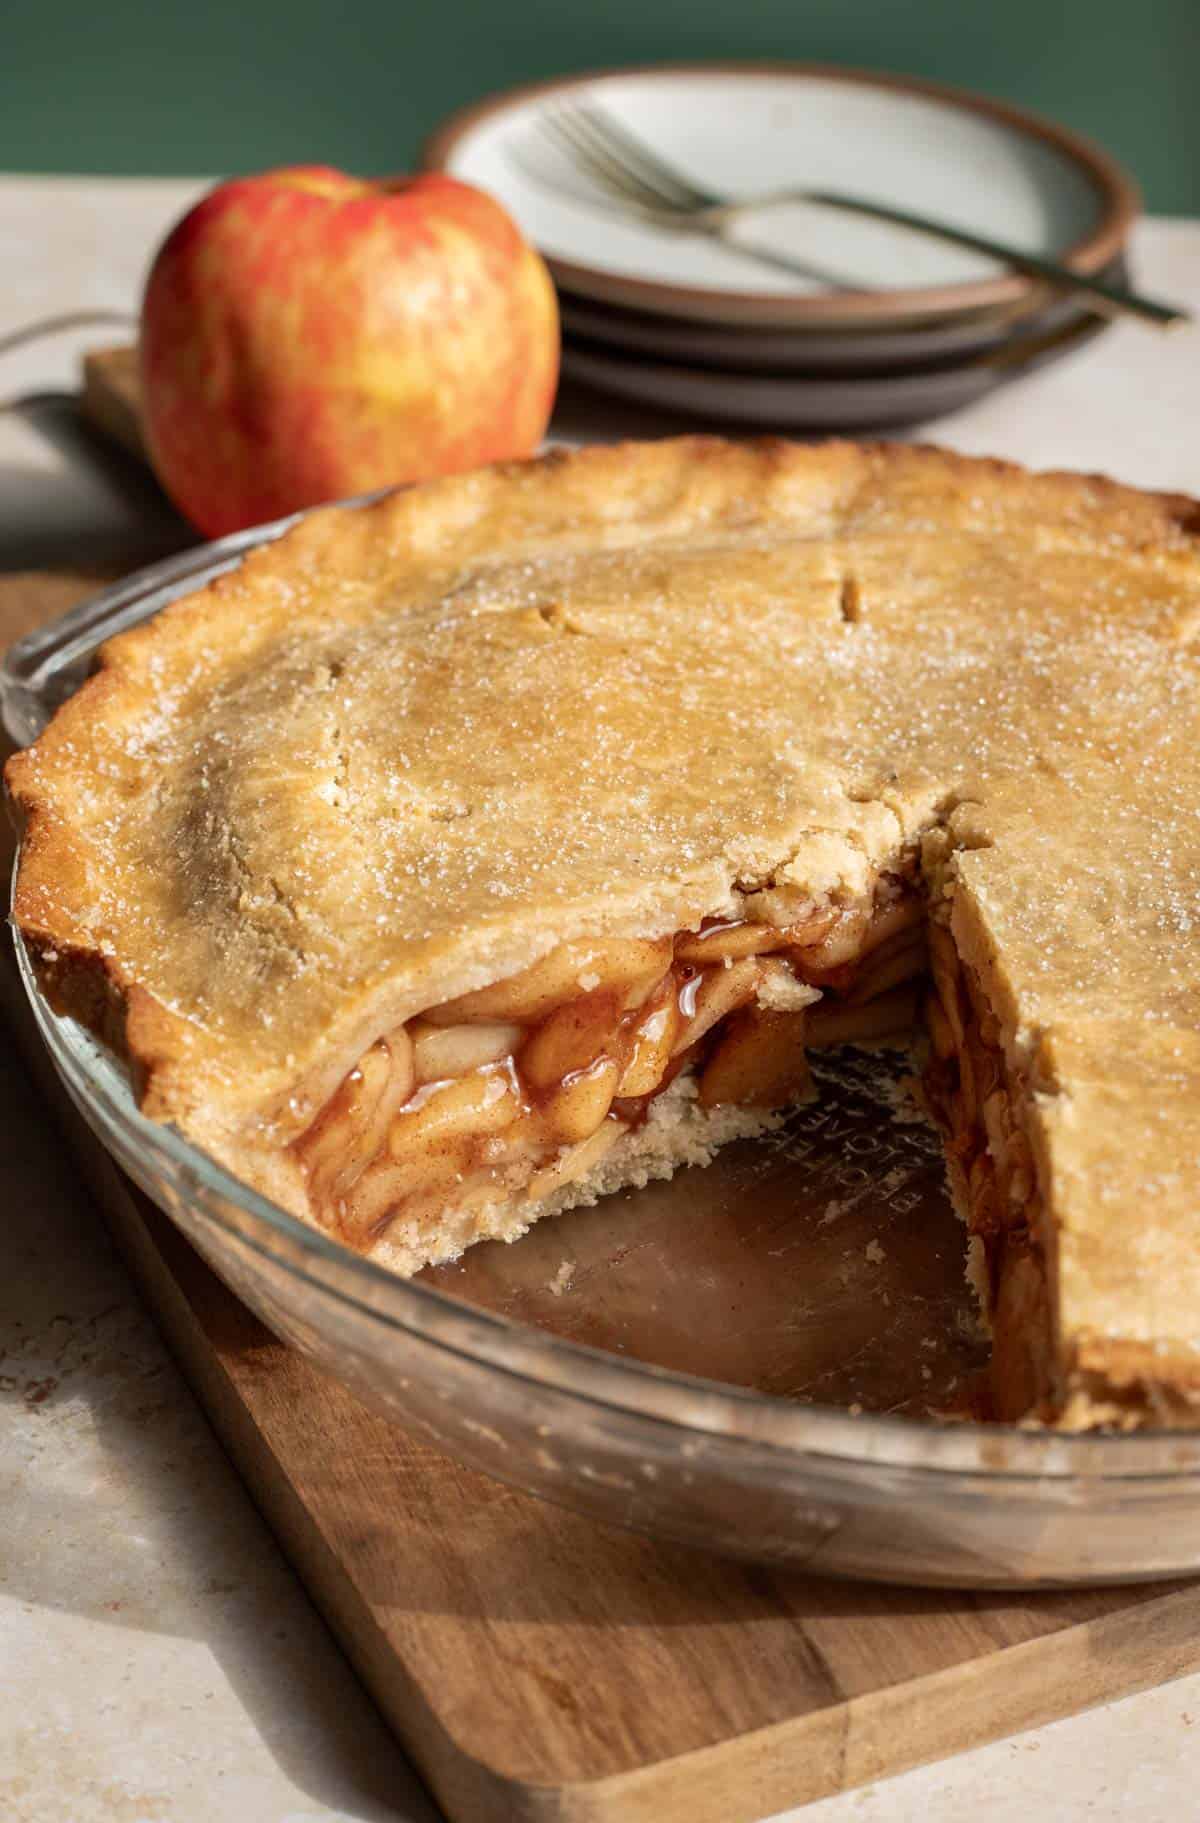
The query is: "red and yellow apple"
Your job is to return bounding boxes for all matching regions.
[139,165,560,536]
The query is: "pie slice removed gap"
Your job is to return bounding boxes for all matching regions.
[9,437,1200,1429]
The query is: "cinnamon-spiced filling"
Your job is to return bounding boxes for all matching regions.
[292,878,927,1249]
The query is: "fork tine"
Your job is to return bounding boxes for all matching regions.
[554,102,694,212]
[539,109,679,216]
[512,132,675,225]
[569,100,715,210]
[536,113,654,212]
[509,137,626,215]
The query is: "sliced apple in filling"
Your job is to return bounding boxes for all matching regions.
[291,874,927,1251]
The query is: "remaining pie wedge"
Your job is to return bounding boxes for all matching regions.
[8,438,1200,1428]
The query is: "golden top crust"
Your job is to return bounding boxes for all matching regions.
[8,437,1200,1375]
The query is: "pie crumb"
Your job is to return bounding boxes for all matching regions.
[548,1259,576,1297]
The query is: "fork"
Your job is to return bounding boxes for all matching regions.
[522,101,1188,330]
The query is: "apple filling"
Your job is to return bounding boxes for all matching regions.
[921,921,1056,1420]
[292,878,928,1251]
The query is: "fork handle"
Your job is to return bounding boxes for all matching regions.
[793,191,1186,328]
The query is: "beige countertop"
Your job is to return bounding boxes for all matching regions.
[3,178,1200,1823]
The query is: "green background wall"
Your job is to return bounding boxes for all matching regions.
[4,0,1197,210]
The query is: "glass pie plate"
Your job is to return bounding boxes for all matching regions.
[7,515,1200,1591]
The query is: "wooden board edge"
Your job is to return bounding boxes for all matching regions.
[537,1581,1200,1822]
[81,344,147,461]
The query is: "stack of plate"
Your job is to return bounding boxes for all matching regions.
[424,65,1138,431]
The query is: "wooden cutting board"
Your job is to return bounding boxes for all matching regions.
[81,344,146,461]
[6,564,1200,1823]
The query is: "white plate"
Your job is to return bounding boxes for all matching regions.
[424,64,1136,328]
[561,310,1107,430]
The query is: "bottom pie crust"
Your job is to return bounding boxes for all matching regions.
[367,1072,785,1278]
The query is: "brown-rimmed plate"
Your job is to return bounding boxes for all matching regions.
[423,63,1137,329]
[556,258,1130,373]
[560,307,1109,430]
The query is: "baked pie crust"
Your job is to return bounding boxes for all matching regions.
[9,437,1200,1428]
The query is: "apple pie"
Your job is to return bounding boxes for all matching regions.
[9,438,1200,1428]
